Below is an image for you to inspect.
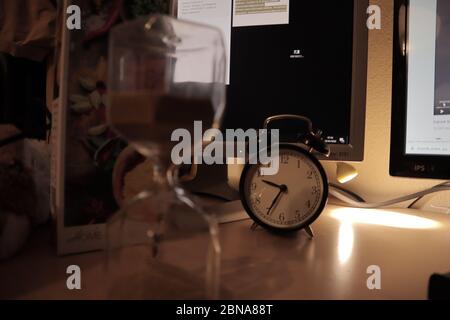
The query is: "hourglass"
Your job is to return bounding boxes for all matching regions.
[106,15,226,299]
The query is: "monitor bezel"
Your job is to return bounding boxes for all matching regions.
[330,0,368,162]
[390,0,450,179]
[171,0,368,162]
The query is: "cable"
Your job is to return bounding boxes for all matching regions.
[407,181,450,208]
[329,183,366,202]
[329,183,450,209]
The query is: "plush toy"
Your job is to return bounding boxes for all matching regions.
[0,161,36,260]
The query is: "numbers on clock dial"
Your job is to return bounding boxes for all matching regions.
[312,186,319,195]
[245,148,325,230]
[281,155,289,165]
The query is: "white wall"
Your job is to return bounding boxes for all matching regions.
[322,0,449,208]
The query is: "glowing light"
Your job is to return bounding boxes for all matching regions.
[330,208,442,230]
[338,172,358,184]
[336,163,359,184]
[338,222,354,264]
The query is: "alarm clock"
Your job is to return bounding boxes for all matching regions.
[239,115,330,236]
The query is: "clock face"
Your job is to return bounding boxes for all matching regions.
[240,145,328,231]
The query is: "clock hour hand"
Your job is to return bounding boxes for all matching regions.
[262,180,288,192]
[262,180,280,189]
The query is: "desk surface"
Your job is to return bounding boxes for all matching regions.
[1,204,450,300]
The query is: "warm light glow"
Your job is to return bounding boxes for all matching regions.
[330,208,442,230]
[338,172,358,184]
[338,222,354,264]
[336,163,359,184]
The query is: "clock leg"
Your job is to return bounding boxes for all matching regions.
[304,226,314,239]
[250,222,259,231]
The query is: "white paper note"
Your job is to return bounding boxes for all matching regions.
[233,0,290,27]
[177,0,232,84]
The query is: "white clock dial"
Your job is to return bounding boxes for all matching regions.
[242,146,327,231]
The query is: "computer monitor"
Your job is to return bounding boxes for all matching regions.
[391,0,450,179]
[174,0,368,162]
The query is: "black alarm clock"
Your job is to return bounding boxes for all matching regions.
[239,115,330,236]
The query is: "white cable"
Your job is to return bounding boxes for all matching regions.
[329,184,450,209]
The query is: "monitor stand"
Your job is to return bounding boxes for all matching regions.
[181,163,249,223]
[182,162,240,202]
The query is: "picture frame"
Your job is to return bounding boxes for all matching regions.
[53,0,173,254]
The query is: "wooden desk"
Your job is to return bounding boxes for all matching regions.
[1,204,450,300]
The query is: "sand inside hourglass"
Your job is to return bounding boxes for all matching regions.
[109,90,215,157]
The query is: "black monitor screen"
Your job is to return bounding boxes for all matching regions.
[175,0,367,160]
[223,1,355,146]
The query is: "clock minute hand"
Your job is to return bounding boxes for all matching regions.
[267,190,283,216]
[266,184,288,216]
